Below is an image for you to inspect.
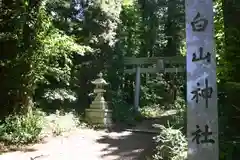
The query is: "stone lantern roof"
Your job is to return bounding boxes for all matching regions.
[91,72,108,86]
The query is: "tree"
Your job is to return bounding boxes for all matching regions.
[0,0,90,116]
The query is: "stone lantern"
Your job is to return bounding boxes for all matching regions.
[85,72,112,127]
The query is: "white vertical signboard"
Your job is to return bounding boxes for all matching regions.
[185,0,218,160]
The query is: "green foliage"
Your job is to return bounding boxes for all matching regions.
[219,0,240,82]
[0,0,187,118]
[140,73,185,110]
[219,142,237,160]
[218,82,240,159]
[0,110,45,144]
[0,0,92,115]
[140,74,172,108]
[149,91,186,160]
[29,0,92,112]
[34,1,91,89]
[214,0,240,159]
[117,2,142,57]
[111,90,142,125]
[214,0,225,82]
[43,89,77,102]
[166,97,186,130]
[140,106,163,118]
[1,1,240,160]
[0,109,86,144]
[153,125,187,160]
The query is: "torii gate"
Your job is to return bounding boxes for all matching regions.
[123,55,185,111]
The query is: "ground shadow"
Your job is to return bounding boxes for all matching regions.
[96,122,157,160]
[95,111,180,160]
[97,132,156,160]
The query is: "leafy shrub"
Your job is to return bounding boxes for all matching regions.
[0,108,86,145]
[0,110,45,144]
[153,125,187,160]
[43,89,77,102]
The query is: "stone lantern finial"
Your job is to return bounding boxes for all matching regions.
[98,72,103,78]
[91,72,108,88]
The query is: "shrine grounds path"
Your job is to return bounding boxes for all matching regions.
[0,124,157,160]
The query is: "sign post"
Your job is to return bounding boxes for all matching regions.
[186,0,218,159]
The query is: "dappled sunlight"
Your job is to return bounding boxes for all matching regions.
[97,131,155,160]
[0,128,154,160]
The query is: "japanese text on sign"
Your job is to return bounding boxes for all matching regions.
[191,12,208,32]
[191,124,215,144]
[191,79,213,108]
[192,47,211,63]
[186,0,218,159]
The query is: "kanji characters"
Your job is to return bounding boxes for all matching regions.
[191,79,213,108]
[192,47,211,63]
[192,125,215,144]
[191,12,208,32]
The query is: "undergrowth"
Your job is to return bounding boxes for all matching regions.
[150,95,187,160]
[0,110,45,144]
[152,125,187,160]
[0,109,85,145]
[111,90,143,125]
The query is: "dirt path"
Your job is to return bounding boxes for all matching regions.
[0,127,155,160]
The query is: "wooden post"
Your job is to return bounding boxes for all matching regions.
[186,0,218,160]
[134,66,141,111]
[146,66,150,82]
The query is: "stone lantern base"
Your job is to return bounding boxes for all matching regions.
[85,108,112,127]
